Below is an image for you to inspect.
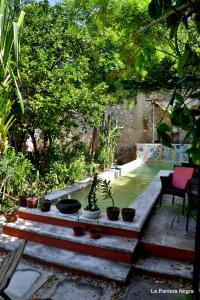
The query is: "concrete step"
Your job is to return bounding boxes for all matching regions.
[0,234,131,283]
[133,256,193,280]
[140,240,193,262]
[3,218,138,263]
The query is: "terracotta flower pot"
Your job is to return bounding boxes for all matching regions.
[26,197,38,209]
[73,226,84,236]
[106,207,120,221]
[40,201,51,212]
[122,208,135,222]
[89,228,101,239]
[5,213,18,223]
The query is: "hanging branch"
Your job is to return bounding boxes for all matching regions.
[135,0,199,36]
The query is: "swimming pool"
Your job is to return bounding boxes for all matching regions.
[70,162,174,211]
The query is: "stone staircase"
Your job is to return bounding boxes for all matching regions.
[1,210,139,283]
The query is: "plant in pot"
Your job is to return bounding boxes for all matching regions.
[72,212,85,236]
[89,227,101,239]
[101,179,120,221]
[121,207,136,222]
[82,173,102,219]
[39,197,51,212]
[26,181,39,209]
[3,202,19,223]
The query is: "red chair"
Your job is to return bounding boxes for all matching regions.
[160,166,195,215]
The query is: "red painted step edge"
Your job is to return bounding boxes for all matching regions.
[3,225,134,264]
[141,241,194,262]
[18,210,140,239]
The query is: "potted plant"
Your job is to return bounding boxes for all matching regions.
[39,197,51,212]
[89,228,101,239]
[26,181,39,209]
[4,206,19,223]
[82,173,102,219]
[72,212,84,236]
[101,179,120,221]
[121,208,136,222]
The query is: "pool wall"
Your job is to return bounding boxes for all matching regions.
[136,143,190,163]
[45,159,143,202]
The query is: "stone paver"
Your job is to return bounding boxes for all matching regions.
[123,279,187,300]
[2,262,52,300]
[38,278,112,300]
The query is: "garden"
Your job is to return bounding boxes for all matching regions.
[0,0,199,299]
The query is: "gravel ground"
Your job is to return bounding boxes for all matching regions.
[0,248,192,300]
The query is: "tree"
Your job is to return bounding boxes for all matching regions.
[11,0,165,171]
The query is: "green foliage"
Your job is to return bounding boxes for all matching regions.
[68,156,87,183]
[0,147,35,201]
[101,179,115,207]
[96,114,121,170]
[0,0,24,110]
[0,97,15,154]
[146,0,200,165]
[85,173,102,211]
[157,122,172,148]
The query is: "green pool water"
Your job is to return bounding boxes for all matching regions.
[71,161,174,211]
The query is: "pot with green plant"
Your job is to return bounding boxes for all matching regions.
[26,181,39,209]
[82,173,102,219]
[101,179,120,221]
[39,198,51,212]
[72,212,84,236]
[4,206,19,223]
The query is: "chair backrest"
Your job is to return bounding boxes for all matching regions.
[0,240,26,291]
[172,166,195,190]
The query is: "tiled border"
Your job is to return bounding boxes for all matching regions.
[136,143,190,162]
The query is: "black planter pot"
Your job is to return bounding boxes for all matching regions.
[41,201,51,212]
[19,195,27,207]
[122,208,135,222]
[106,206,120,221]
[56,199,81,214]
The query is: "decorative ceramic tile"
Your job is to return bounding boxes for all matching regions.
[136,144,190,163]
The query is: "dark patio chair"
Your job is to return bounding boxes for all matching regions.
[186,177,199,231]
[160,166,195,215]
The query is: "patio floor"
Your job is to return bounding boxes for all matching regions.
[141,194,196,252]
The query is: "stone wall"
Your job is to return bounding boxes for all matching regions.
[84,92,186,164]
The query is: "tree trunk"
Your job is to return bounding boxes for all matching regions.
[89,127,99,160]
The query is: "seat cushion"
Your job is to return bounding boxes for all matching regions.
[172,166,195,190]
